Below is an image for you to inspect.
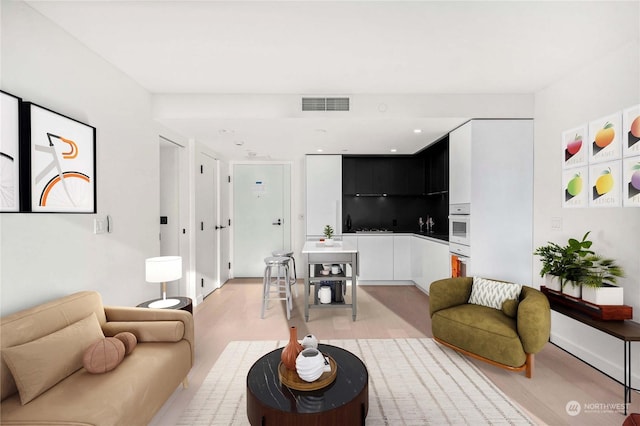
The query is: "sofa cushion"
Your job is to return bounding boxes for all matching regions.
[0,342,192,426]
[2,313,104,404]
[114,332,137,355]
[83,337,125,374]
[432,304,526,368]
[469,277,522,310]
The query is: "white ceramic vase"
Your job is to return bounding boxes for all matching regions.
[301,334,318,349]
[296,348,325,382]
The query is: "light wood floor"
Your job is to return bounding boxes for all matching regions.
[150,280,639,425]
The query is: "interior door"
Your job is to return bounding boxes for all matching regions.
[217,159,231,286]
[159,138,182,296]
[233,163,291,277]
[196,151,218,299]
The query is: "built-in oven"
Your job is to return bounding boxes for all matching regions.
[448,203,470,246]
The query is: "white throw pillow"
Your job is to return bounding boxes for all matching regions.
[468,277,522,310]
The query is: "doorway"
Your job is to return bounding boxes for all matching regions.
[232,163,291,277]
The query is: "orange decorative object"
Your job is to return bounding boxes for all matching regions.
[451,255,460,278]
[281,326,303,371]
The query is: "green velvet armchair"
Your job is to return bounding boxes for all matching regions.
[429,277,550,378]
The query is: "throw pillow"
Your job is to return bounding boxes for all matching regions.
[83,337,125,374]
[114,332,137,355]
[502,298,519,318]
[2,312,105,405]
[468,277,522,310]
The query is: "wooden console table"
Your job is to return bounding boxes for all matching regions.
[549,301,640,415]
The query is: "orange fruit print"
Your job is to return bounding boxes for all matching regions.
[595,122,615,148]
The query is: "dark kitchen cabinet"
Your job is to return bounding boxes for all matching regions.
[343,156,421,195]
[424,137,449,194]
[342,157,358,194]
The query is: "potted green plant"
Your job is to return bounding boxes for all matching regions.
[581,255,625,305]
[533,241,564,291]
[534,232,594,297]
[323,225,334,246]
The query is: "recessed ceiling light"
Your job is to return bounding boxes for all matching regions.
[317,149,323,152]
[234,140,244,146]
[390,148,397,153]
[413,129,422,134]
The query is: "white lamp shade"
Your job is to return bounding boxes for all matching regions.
[145,256,182,283]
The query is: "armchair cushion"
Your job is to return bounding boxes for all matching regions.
[469,277,522,310]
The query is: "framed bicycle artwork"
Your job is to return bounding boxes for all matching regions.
[21,102,96,213]
[0,91,22,212]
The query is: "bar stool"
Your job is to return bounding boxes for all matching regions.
[261,256,292,320]
[272,250,298,298]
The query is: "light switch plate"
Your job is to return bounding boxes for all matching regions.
[94,217,107,234]
[551,217,562,231]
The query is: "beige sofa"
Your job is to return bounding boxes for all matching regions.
[1,291,194,426]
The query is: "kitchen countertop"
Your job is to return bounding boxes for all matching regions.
[343,232,448,244]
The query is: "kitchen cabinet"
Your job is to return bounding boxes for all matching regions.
[449,123,471,204]
[342,156,422,196]
[356,235,394,281]
[306,155,342,237]
[448,119,534,285]
[393,235,412,281]
[411,236,450,293]
[425,138,448,194]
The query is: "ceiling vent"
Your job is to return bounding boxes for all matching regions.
[302,97,350,112]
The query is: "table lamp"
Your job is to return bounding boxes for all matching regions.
[145,256,182,308]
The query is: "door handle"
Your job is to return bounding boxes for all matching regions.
[272,219,282,226]
[215,225,228,230]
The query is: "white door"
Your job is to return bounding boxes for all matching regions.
[217,160,231,286]
[159,138,182,296]
[196,152,218,299]
[233,163,291,277]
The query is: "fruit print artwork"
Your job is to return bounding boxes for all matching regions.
[566,173,583,198]
[562,125,588,168]
[623,106,640,157]
[594,122,615,149]
[589,162,621,208]
[594,168,614,196]
[562,166,588,208]
[623,158,640,207]
[589,114,622,164]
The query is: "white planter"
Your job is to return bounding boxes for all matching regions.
[544,275,562,292]
[582,285,624,306]
[562,282,582,299]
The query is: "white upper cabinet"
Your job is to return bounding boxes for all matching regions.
[448,121,472,205]
[305,155,342,238]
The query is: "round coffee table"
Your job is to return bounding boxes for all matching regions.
[246,343,368,425]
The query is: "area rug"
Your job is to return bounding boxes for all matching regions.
[178,338,535,425]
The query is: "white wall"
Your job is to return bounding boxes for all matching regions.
[533,32,640,384]
[0,1,165,314]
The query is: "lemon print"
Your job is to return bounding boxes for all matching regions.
[595,169,614,195]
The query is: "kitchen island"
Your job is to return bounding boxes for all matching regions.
[302,240,359,321]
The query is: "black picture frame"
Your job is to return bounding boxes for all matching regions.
[20,102,96,213]
[0,90,23,212]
